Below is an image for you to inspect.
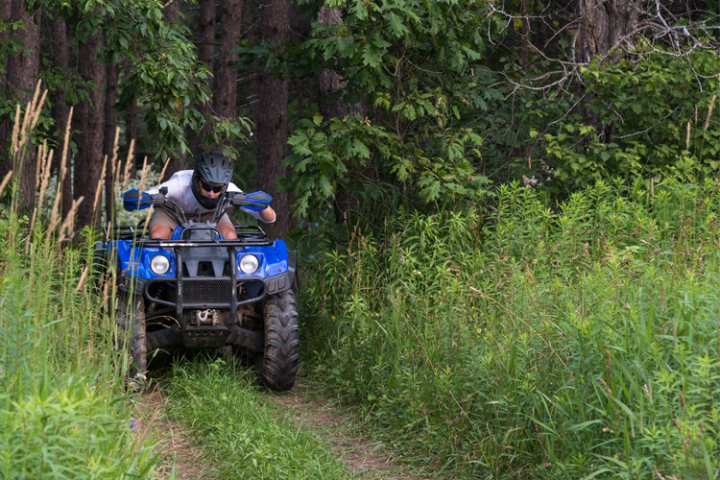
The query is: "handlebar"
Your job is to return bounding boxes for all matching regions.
[123,188,272,227]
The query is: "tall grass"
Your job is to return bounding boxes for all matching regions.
[303,178,720,479]
[0,90,157,478]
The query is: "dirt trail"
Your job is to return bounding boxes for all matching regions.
[270,382,430,480]
[133,389,213,480]
[133,382,430,480]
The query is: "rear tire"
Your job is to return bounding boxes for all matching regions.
[260,289,299,391]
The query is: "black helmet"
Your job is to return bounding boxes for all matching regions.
[192,151,233,209]
[194,151,233,185]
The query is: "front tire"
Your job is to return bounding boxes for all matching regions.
[260,289,299,391]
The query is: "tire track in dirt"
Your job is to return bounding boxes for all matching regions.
[133,389,214,480]
[269,382,431,480]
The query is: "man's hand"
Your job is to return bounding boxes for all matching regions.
[259,206,277,223]
[238,191,275,223]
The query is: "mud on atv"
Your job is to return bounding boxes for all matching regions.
[96,188,299,391]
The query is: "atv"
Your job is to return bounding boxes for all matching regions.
[97,187,299,391]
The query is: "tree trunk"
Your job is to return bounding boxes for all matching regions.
[214,0,243,120]
[50,15,73,218]
[164,0,182,22]
[576,0,640,62]
[0,1,14,180]
[74,32,106,230]
[5,0,41,213]
[256,0,290,238]
[189,0,216,159]
[104,62,118,228]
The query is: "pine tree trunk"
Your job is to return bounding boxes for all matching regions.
[0,1,13,179]
[256,0,290,238]
[74,32,106,230]
[50,15,73,218]
[214,0,243,120]
[189,0,216,159]
[6,0,41,213]
[104,62,118,229]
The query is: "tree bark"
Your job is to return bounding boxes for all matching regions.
[104,62,118,228]
[576,0,640,62]
[214,0,243,120]
[0,1,14,180]
[189,0,217,159]
[164,0,183,22]
[5,0,41,213]
[50,15,73,218]
[74,32,106,230]
[255,0,290,238]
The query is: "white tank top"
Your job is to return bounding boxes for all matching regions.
[146,170,249,218]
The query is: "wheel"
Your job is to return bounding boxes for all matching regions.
[117,291,148,387]
[260,289,299,391]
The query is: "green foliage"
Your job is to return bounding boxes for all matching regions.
[288,0,503,218]
[166,361,350,480]
[533,49,720,193]
[301,178,720,478]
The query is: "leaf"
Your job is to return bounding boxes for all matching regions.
[387,13,408,38]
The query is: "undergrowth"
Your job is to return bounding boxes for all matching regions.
[302,177,720,479]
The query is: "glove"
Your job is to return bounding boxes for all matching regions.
[122,189,153,211]
[239,191,272,215]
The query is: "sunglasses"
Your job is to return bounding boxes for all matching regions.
[200,180,226,193]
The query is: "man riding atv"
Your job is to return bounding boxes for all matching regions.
[107,150,298,391]
[147,151,276,240]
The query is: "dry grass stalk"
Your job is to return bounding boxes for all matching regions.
[0,171,14,198]
[36,145,54,212]
[10,105,21,155]
[136,157,153,237]
[704,95,717,132]
[27,143,55,252]
[92,155,109,216]
[122,139,136,189]
[137,156,150,194]
[158,157,171,184]
[48,107,74,236]
[14,82,45,157]
[58,196,84,244]
[75,264,90,293]
[34,141,45,191]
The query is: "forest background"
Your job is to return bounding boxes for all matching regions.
[4,0,720,479]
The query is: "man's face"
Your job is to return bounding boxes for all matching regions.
[199,179,226,200]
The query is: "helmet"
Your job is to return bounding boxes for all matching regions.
[194,151,233,186]
[191,151,233,209]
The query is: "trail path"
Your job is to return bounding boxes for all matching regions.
[134,389,214,480]
[135,381,431,480]
[269,382,431,480]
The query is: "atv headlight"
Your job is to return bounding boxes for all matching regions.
[239,254,259,274]
[150,255,170,275]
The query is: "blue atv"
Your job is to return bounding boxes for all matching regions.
[98,188,298,391]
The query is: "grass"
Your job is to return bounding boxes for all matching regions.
[0,90,158,478]
[164,360,351,480]
[301,178,720,479]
